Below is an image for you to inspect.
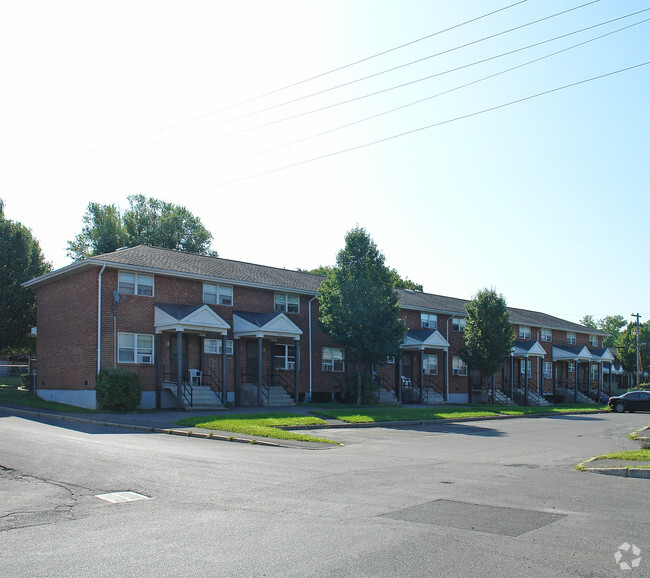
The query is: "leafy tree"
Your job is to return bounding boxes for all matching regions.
[580,314,626,348]
[617,321,650,377]
[0,199,51,353]
[67,194,217,260]
[461,288,515,392]
[305,265,423,292]
[318,227,407,404]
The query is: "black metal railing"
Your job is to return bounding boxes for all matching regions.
[266,369,295,401]
[241,372,270,406]
[203,367,224,405]
[181,380,193,407]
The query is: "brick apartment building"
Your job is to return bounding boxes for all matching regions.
[23,245,626,409]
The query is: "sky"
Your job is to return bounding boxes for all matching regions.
[1,0,649,325]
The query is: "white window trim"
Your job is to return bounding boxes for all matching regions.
[589,335,598,347]
[520,360,532,378]
[423,353,438,376]
[452,318,466,332]
[567,332,576,345]
[204,338,233,355]
[568,362,576,373]
[118,332,154,364]
[274,292,300,314]
[274,344,296,370]
[519,326,531,340]
[322,347,344,372]
[203,283,233,306]
[452,356,467,376]
[543,361,552,379]
[541,329,552,342]
[421,313,438,330]
[118,271,154,297]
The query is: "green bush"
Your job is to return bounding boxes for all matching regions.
[96,368,142,411]
[20,373,33,391]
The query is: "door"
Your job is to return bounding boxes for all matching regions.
[169,334,188,380]
[246,340,259,383]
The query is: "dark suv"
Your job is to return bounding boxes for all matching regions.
[609,390,650,413]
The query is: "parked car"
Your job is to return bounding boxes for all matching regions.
[609,390,650,413]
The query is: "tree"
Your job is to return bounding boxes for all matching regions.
[318,227,407,404]
[617,321,650,378]
[580,314,626,348]
[305,266,423,292]
[67,194,217,260]
[0,199,51,353]
[461,288,515,394]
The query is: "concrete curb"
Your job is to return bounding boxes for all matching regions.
[577,457,650,479]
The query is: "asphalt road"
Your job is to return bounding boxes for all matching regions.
[1,410,648,577]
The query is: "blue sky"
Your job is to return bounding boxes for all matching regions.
[1,0,648,324]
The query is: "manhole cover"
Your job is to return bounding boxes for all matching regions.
[95,492,150,504]
[382,499,565,536]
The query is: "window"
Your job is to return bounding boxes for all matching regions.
[568,362,576,373]
[274,344,296,370]
[420,313,437,329]
[452,318,466,332]
[118,333,153,364]
[452,356,467,376]
[541,328,552,342]
[590,364,599,380]
[118,272,153,296]
[204,338,233,355]
[589,334,598,347]
[203,283,233,306]
[519,325,531,340]
[543,361,552,379]
[423,353,438,375]
[567,332,576,345]
[520,359,531,378]
[274,293,299,313]
[385,357,395,365]
[322,347,344,372]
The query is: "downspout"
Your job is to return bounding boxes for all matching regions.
[97,265,106,375]
[446,316,453,402]
[308,295,317,403]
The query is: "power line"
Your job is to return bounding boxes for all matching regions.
[0,0,529,177]
[3,0,607,184]
[177,61,649,195]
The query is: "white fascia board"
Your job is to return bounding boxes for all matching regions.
[422,330,450,349]
[21,259,101,288]
[262,313,302,336]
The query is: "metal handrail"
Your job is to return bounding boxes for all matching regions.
[202,367,224,404]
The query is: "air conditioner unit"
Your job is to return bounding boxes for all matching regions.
[138,354,152,364]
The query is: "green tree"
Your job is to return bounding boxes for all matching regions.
[318,227,407,404]
[67,194,216,260]
[0,199,51,353]
[580,314,626,348]
[461,288,515,393]
[617,321,650,377]
[305,265,423,292]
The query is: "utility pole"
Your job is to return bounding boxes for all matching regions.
[631,313,642,388]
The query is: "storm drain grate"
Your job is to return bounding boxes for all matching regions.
[95,491,150,504]
[382,499,565,537]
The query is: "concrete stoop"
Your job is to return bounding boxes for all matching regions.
[185,385,224,410]
[265,385,295,407]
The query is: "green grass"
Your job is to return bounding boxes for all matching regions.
[593,449,650,461]
[0,384,94,413]
[473,403,608,416]
[310,406,500,423]
[176,412,339,444]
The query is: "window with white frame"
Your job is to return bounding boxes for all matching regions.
[322,347,344,372]
[420,313,437,329]
[204,338,233,355]
[590,364,599,380]
[118,272,154,296]
[520,359,532,378]
[452,318,466,332]
[118,333,154,364]
[452,356,467,376]
[541,328,552,342]
[589,334,598,347]
[543,361,552,379]
[567,331,576,345]
[423,353,438,375]
[274,344,296,370]
[519,325,531,340]
[274,292,299,313]
[203,283,233,306]
[568,362,576,373]
[385,357,395,364]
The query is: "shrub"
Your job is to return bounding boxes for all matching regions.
[20,373,33,391]
[96,368,141,411]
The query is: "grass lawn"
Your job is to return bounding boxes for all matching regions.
[593,449,650,461]
[310,406,500,423]
[0,383,94,413]
[472,403,608,416]
[176,412,339,444]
